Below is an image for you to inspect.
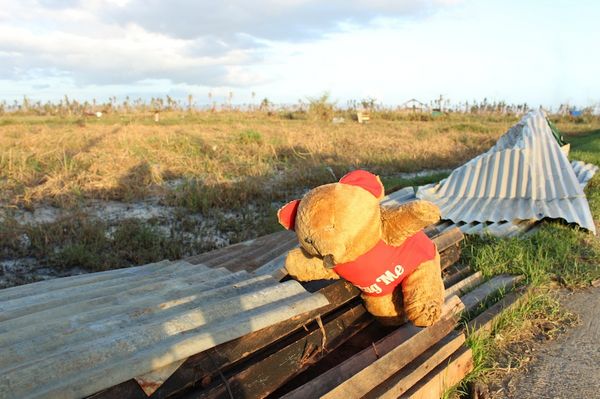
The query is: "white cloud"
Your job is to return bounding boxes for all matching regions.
[0,0,458,89]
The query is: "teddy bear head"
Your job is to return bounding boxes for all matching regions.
[278,170,385,268]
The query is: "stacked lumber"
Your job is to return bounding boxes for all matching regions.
[0,224,526,399]
[90,226,527,399]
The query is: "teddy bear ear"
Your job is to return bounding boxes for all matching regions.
[277,199,301,230]
[339,170,384,199]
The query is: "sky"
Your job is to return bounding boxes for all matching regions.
[0,0,599,108]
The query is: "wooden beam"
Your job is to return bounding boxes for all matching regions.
[432,227,463,253]
[94,226,464,398]
[466,290,525,335]
[402,346,473,399]
[461,274,523,314]
[282,296,464,399]
[443,264,472,288]
[440,243,461,271]
[444,271,484,299]
[364,331,466,399]
[192,303,373,399]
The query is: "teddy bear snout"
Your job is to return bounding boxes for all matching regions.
[323,254,336,269]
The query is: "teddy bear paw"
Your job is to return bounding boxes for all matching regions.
[406,302,442,327]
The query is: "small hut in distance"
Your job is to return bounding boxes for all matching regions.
[400,98,430,113]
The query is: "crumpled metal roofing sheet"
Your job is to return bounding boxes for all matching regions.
[0,260,328,399]
[417,110,596,234]
[384,164,596,237]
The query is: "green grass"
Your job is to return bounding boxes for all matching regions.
[462,223,600,287]
[452,127,600,397]
[568,129,600,216]
[381,171,450,193]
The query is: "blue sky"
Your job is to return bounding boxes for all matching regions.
[0,0,598,108]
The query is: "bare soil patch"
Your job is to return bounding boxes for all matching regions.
[490,287,600,399]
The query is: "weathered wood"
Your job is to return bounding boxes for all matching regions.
[440,243,461,271]
[192,303,373,399]
[402,346,473,399]
[445,271,484,299]
[422,224,440,238]
[466,290,525,335]
[432,227,463,252]
[90,280,359,399]
[282,296,464,399]
[218,238,298,272]
[186,231,296,271]
[93,221,464,398]
[443,264,472,288]
[461,274,523,314]
[364,331,466,399]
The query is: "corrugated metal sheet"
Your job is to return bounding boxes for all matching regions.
[385,160,596,237]
[417,110,596,234]
[0,260,328,399]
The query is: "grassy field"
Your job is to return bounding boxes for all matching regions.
[1,111,521,278]
[1,111,599,279]
[0,112,514,209]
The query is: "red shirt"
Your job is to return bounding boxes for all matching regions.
[333,231,437,296]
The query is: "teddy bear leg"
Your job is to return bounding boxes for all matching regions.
[362,291,405,326]
[284,247,340,282]
[401,253,445,327]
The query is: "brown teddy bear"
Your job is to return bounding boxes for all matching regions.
[277,170,445,327]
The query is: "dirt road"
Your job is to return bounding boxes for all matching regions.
[498,287,600,399]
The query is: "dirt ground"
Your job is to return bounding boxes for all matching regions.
[494,287,600,399]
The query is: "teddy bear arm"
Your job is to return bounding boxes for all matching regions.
[284,247,340,282]
[380,200,441,246]
[401,253,445,327]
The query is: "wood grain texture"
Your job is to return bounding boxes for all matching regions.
[402,346,473,399]
[364,331,466,399]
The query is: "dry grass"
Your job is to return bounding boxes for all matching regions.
[1,112,599,280]
[0,112,516,210]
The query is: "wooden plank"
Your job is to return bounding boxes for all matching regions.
[282,296,464,399]
[444,271,484,299]
[364,331,466,399]
[443,264,472,288]
[218,238,298,272]
[94,225,464,398]
[319,297,464,399]
[466,290,525,335]
[432,227,463,252]
[461,274,523,314]
[192,303,373,399]
[186,231,295,269]
[90,280,359,399]
[402,346,473,399]
[440,243,461,271]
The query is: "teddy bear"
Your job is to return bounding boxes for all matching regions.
[277,170,445,327]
